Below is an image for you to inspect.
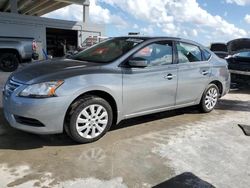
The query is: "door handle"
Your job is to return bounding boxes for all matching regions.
[202,70,209,75]
[164,74,174,80]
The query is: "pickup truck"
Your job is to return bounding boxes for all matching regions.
[0,37,37,72]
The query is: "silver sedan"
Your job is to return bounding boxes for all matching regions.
[2,37,230,143]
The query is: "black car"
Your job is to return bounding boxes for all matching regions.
[226,38,250,86]
[210,43,228,59]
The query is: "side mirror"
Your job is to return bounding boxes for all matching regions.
[128,58,148,68]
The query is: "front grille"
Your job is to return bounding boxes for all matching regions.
[14,115,45,127]
[4,79,22,96]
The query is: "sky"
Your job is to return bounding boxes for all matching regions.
[44,0,250,45]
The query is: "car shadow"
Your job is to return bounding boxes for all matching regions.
[216,99,250,112]
[152,172,215,188]
[111,106,200,131]
[0,106,200,150]
[214,87,250,112]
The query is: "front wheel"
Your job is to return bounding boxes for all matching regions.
[66,96,113,144]
[199,84,219,113]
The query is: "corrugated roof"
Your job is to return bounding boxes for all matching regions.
[0,0,88,16]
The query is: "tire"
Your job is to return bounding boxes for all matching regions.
[199,84,219,113]
[66,96,113,144]
[0,53,19,72]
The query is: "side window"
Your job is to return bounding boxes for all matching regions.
[132,42,173,66]
[177,42,202,63]
[203,49,211,61]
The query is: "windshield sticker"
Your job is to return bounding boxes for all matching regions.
[126,38,144,43]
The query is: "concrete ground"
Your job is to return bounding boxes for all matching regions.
[0,68,250,188]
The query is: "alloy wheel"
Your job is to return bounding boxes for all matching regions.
[76,104,108,139]
[205,87,218,110]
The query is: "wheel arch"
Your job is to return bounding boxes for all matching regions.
[209,80,223,97]
[64,90,118,130]
[0,48,21,63]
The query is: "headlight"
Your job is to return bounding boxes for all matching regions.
[19,81,64,98]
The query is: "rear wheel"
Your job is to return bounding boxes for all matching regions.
[0,53,19,72]
[66,96,113,143]
[199,84,219,113]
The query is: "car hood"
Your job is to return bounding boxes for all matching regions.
[11,58,102,84]
[227,38,250,55]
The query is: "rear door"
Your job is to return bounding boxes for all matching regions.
[122,41,178,117]
[176,42,211,105]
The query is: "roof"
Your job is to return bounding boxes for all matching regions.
[116,36,204,47]
[227,38,250,45]
[0,0,88,16]
[118,35,181,40]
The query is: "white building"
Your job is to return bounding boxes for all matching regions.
[0,0,105,57]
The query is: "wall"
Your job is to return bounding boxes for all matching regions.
[0,12,105,53]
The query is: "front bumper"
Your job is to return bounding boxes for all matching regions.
[229,70,250,76]
[2,90,72,135]
[229,70,250,85]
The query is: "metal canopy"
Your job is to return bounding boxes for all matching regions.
[0,0,89,16]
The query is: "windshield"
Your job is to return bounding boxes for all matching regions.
[235,51,250,58]
[73,37,145,63]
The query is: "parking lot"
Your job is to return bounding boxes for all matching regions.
[0,68,249,188]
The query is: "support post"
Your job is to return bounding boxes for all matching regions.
[83,0,90,23]
[10,0,18,13]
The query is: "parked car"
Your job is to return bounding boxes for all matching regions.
[3,37,230,143]
[226,38,250,85]
[210,43,228,59]
[0,37,38,72]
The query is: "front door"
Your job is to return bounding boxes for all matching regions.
[122,41,178,117]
